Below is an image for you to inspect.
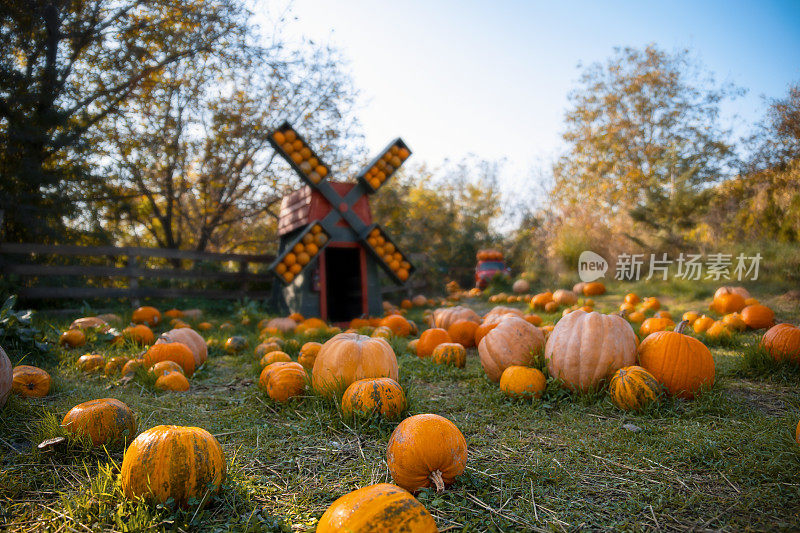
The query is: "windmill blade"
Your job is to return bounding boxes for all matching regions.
[268,122,332,187]
[360,224,415,285]
[355,139,411,193]
[270,222,332,285]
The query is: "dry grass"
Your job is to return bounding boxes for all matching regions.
[1,280,800,531]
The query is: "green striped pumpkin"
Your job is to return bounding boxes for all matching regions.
[609,366,661,411]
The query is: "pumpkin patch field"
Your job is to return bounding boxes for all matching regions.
[1,280,800,531]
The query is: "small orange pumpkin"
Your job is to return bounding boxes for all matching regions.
[12,365,51,397]
[627,311,645,323]
[387,414,467,493]
[260,351,291,367]
[639,317,675,336]
[722,313,746,332]
[62,398,137,446]
[267,364,306,402]
[431,343,467,368]
[711,292,746,314]
[762,323,800,364]
[59,329,86,348]
[155,371,190,392]
[77,353,105,372]
[582,282,606,296]
[692,315,715,334]
[682,311,700,324]
[121,359,144,376]
[641,297,660,312]
[741,304,775,330]
[132,306,161,326]
[298,342,322,370]
[104,356,129,376]
[499,366,546,400]
[624,293,640,305]
[447,320,478,348]
[416,328,452,358]
[705,321,731,340]
[380,315,412,337]
[312,334,398,396]
[144,342,195,377]
[123,324,155,344]
[341,377,406,418]
[150,360,184,377]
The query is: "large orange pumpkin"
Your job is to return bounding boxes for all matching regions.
[312,333,399,396]
[741,304,775,329]
[608,366,661,411]
[12,365,51,397]
[638,321,715,399]
[341,378,406,419]
[478,316,545,382]
[0,347,11,407]
[447,320,479,348]
[387,414,467,493]
[762,323,800,364]
[143,342,196,377]
[499,366,546,400]
[121,425,225,507]
[416,328,452,358]
[156,328,207,366]
[317,483,437,533]
[61,398,137,446]
[545,310,637,392]
[132,306,161,326]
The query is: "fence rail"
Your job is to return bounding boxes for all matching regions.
[0,242,276,304]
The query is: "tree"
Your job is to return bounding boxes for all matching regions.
[372,157,503,290]
[98,38,362,253]
[0,0,246,242]
[552,45,740,249]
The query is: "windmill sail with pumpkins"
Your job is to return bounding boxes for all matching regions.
[267,122,415,323]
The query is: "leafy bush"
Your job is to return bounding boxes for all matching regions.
[0,295,50,356]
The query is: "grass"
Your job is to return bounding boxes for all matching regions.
[1,279,800,531]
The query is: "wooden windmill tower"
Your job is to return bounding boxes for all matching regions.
[267,122,415,323]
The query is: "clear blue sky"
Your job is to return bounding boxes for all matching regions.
[259,0,800,194]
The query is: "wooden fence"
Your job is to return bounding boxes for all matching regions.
[0,242,276,305]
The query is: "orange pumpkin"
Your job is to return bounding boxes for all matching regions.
[317,484,437,533]
[641,297,660,312]
[150,360,184,377]
[62,398,137,446]
[705,321,731,340]
[741,304,775,329]
[371,326,394,339]
[312,333,399,396]
[387,414,467,493]
[531,291,554,309]
[157,328,207,366]
[164,309,184,319]
[155,371,190,392]
[121,359,144,376]
[298,342,322,370]
[619,302,636,314]
[447,320,478,348]
[692,315,714,333]
[12,365,51,397]
[407,339,419,354]
[722,313,746,332]
[714,286,751,301]
[608,366,660,411]
[77,353,105,372]
[255,341,282,357]
[132,306,161,326]
[431,343,467,368]
[416,328,452,358]
[639,317,675,336]
[341,377,406,418]
[259,361,302,390]
[762,323,800,364]
[624,293,640,305]
[143,342,196,377]
[59,329,86,348]
[627,311,645,323]
[267,364,306,402]
[104,356,129,376]
[545,310,637,392]
[711,292,746,314]
[474,321,499,346]
[260,350,291,367]
[289,312,305,323]
[682,311,700,325]
[123,324,155,344]
[499,366,546,400]
[380,315,412,337]
[523,314,542,326]
[197,322,213,331]
[582,282,606,296]
[121,425,225,507]
[638,321,715,399]
[479,316,545,382]
[69,316,110,332]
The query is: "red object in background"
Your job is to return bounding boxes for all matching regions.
[278,182,373,236]
[475,260,511,289]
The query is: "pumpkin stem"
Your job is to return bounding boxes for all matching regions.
[429,469,445,492]
[675,320,689,334]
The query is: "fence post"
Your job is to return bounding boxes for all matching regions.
[239,259,249,296]
[127,251,140,308]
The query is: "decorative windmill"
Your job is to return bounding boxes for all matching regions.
[267,122,415,323]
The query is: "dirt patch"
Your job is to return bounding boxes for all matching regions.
[726,380,790,414]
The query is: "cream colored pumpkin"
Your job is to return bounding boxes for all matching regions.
[545,310,637,392]
[553,289,578,306]
[432,306,481,330]
[478,316,545,382]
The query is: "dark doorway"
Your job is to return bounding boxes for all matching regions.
[325,247,363,322]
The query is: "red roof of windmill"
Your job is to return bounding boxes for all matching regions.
[277,181,373,236]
